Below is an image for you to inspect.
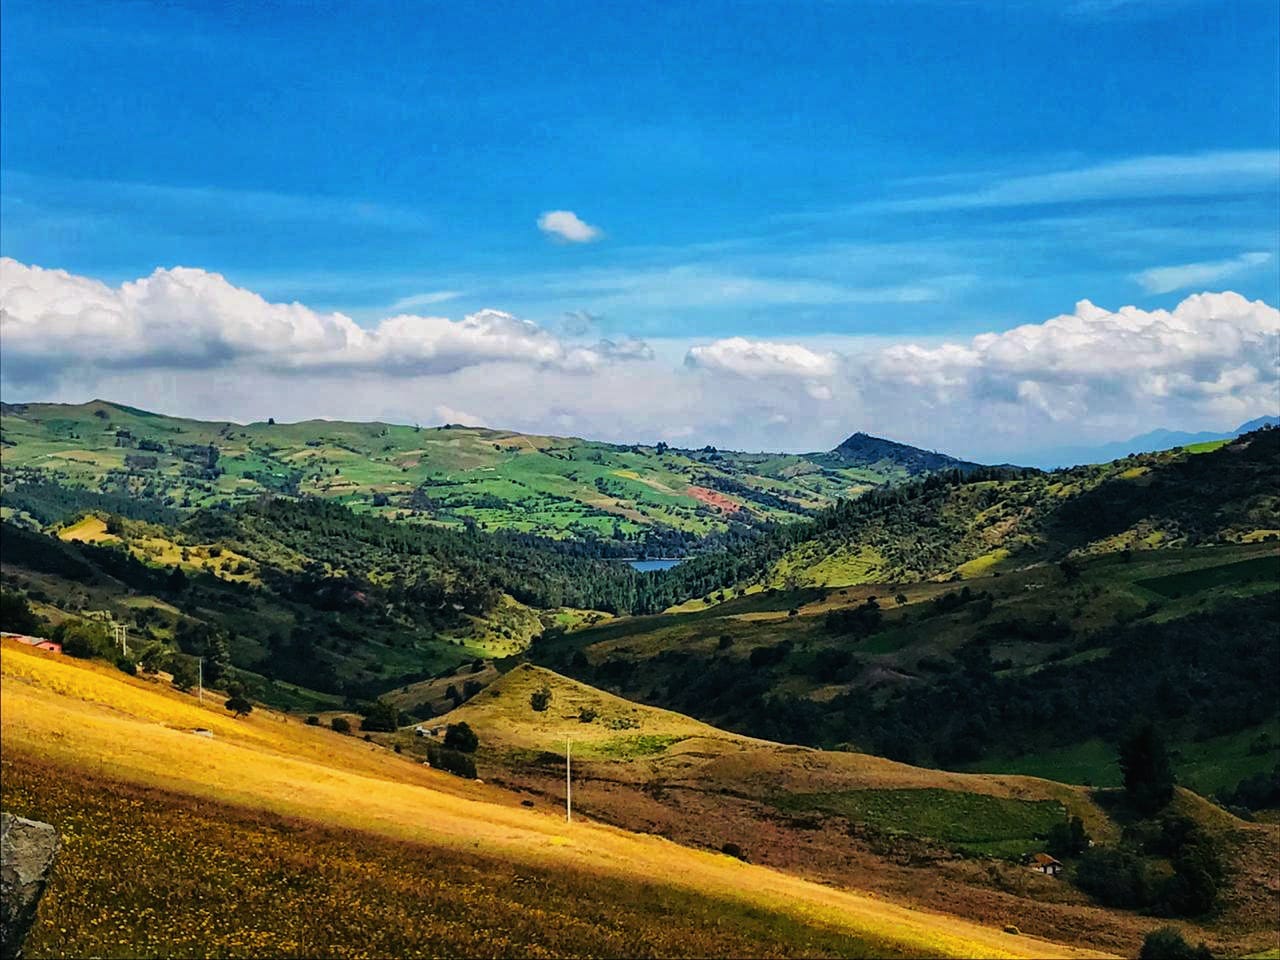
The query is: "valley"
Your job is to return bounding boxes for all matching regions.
[1,402,1277,958]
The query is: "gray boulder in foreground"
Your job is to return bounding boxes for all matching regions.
[1,813,61,960]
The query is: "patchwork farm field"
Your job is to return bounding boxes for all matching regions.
[0,400,914,545]
[0,642,1111,959]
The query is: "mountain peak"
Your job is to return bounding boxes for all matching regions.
[826,431,981,476]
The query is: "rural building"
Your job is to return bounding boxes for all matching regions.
[1028,853,1062,877]
[2,632,62,655]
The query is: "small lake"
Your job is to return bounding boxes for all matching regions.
[626,558,684,572]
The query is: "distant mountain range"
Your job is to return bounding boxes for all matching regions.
[1017,415,1280,470]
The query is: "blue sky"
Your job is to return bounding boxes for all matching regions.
[1,0,1278,456]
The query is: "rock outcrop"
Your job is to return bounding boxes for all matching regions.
[1,813,61,960]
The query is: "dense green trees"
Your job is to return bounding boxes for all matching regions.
[0,588,45,635]
[359,700,403,732]
[59,620,114,659]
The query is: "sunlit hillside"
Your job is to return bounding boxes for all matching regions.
[0,640,1111,959]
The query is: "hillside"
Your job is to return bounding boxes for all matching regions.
[0,399,977,550]
[404,664,1278,957]
[0,639,1113,959]
[731,427,1280,592]
[815,432,984,476]
[0,496,652,707]
[532,542,1280,804]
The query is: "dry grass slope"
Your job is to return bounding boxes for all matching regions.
[0,642,1108,959]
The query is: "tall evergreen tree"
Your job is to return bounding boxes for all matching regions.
[1119,722,1176,815]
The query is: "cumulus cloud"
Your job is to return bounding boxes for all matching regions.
[0,258,650,382]
[2,257,1275,460]
[864,292,1279,427]
[537,210,602,243]
[685,337,839,379]
[1133,251,1272,295]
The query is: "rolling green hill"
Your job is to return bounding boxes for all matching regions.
[532,541,1280,805]
[1,399,972,549]
[694,426,1280,595]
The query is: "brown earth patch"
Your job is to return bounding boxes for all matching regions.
[687,485,745,514]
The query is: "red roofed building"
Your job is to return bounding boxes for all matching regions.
[2,632,63,655]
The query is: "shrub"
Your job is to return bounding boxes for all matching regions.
[578,707,598,723]
[330,717,351,734]
[115,656,138,676]
[360,699,402,733]
[224,695,253,718]
[1075,845,1156,908]
[1139,928,1212,960]
[427,743,477,779]
[530,686,552,712]
[443,722,479,753]
[137,643,168,675]
[720,842,747,861]
[717,635,735,650]
[305,715,320,726]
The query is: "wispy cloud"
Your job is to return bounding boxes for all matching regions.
[0,170,431,232]
[389,290,464,310]
[1134,251,1274,295]
[879,151,1280,212]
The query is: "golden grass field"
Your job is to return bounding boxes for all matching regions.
[0,640,1111,959]
[435,665,1280,958]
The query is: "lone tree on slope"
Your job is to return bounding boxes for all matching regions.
[1119,721,1176,815]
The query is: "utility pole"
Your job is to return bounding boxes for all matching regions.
[112,623,129,657]
[198,656,204,705]
[565,738,572,824]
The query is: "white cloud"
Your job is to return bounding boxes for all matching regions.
[863,292,1279,432]
[685,337,839,379]
[537,210,602,243]
[0,258,649,381]
[432,404,487,427]
[1133,251,1272,295]
[2,258,1275,461]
